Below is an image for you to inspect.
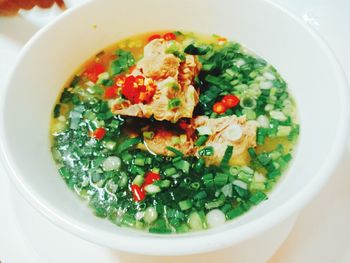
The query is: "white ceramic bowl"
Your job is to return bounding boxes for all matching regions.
[1,0,348,256]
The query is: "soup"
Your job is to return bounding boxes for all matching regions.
[50,31,299,233]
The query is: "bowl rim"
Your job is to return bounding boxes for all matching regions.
[0,0,349,256]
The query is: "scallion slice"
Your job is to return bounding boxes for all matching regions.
[220,146,233,167]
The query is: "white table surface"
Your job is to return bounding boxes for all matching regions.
[1,1,350,262]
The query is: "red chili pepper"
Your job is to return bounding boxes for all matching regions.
[121,75,156,104]
[131,184,145,202]
[148,34,162,42]
[122,75,140,104]
[115,75,126,87]
[104,86,118,99]
[217,37,227,42]
[222,94,240,108]
[178,120,196,138]
[163,32,176,41]
[82,63,105,83]
[143,171,161,187]
[213,102,227,114]
[91,127,106,140]
[135,75,145,85]
[179,120,189,130]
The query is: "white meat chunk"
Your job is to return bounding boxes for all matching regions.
[194,115,258,166]
[111,38,201,122]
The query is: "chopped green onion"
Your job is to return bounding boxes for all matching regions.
[267,170,281,179]
[103,141,116,151]
[178,200,193,211]
[155,179,171,188]
[240,96,257,109]
[257,153,271,166]
[59,166,70,179]
[270,110,287,121]
[277,126,292,137]
[232,179,248,190]
[142,131,154,140]
[257,128,267,145]
[173,160,190,173]
[214,173,229,186]
[164,167,177,177]
[144,184,161,194]
[110,49,135,76]
[226,206,245,220]
[118,172,128,188]
[220,146,233,167]
[121,214,136,227]
[184,43,210,55]
[188,212,203,230]
[190,182,201,190]
[130,165,145,176]
[221,183,233,197]
[198,146,214,156]
[249,191,267,205]
[202,173,214,186]
[237,170,253,183]
[248,147,257,159]
[205,197,225,210]
[194,158,205,172]
[168,98,181,109]
[144,207,158,224]
[176,224,190,233]
[149,219,172,234]
[134,157,145,166]
[166,146,184,156]
[195,135,208,147]
[117,137,141,154]
[132,175,144,186]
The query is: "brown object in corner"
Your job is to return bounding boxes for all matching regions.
[0,0,65,16]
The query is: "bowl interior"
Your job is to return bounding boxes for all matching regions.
[1,0,348,255]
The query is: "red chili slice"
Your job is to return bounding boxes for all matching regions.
[222,94,240,108]
[92,127,106,140]
[148,34,162,42]
[143,171,161,187]
[115,76,126,90]
[104,86,118,99]
[163,32,176,41]
[121,75,156,104]
[213,102,227,114]
[121,75,140,104]
[83,63,105,83]
[131,184,145,202]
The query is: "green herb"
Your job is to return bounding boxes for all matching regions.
[195,135,208,147]
[166,146,184,156]
[214,173,229,186]
[178,199,193,211]
[220,146,233,167]
[110,49,135,76]
[226,206,245,220]
[173,160,190,173]
[249,191,267,205]
[184,43,210,55]
[168,98,181,110]
[198,146,214,156]
[116,137,141,153]
[53,104,61,118]
[143,131,155,140]
[70,75,81,87]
